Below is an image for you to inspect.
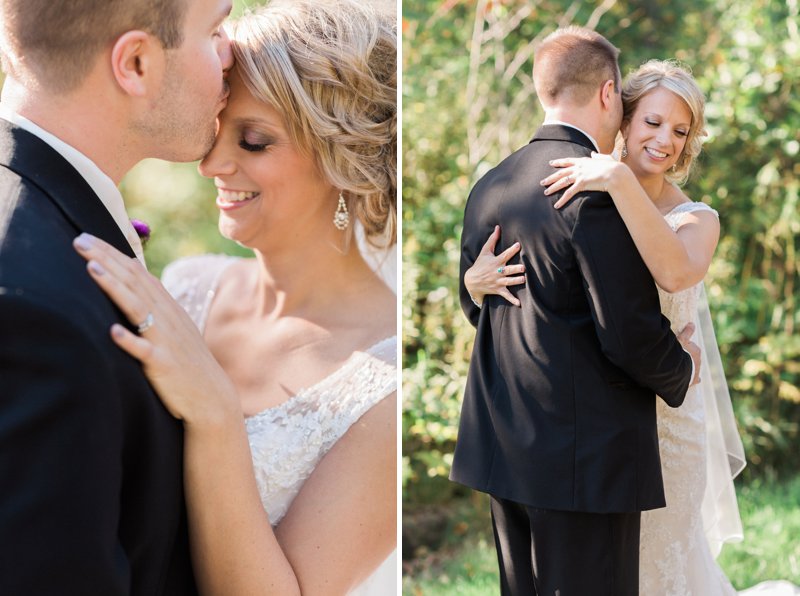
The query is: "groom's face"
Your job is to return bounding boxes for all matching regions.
[146,0,234,161]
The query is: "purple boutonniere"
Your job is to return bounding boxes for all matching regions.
[130,218,151,246]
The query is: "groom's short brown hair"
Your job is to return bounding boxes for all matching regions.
[533,26,620,107]
[0,0,188,93]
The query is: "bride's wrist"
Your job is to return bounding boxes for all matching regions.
[182,381,244,431]
[607,162,634,197]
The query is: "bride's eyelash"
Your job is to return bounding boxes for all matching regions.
[238,138,269,152]
[645,119,688,137]
[238,128,276,153]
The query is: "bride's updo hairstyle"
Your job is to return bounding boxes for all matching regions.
[230,0,397,247]
[622,60,706,185]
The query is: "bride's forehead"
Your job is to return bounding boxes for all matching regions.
[634,87,691,116]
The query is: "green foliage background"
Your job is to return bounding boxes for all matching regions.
[402,0,800,522]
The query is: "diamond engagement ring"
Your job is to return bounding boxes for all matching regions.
[136,312,154,334]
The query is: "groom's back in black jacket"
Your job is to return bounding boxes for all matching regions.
[451,124,692,513]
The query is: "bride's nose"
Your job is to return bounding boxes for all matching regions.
[654,126,671,146]
[198,137,236,179]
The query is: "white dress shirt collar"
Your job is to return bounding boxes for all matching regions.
[541,120,600,153]
[0,105,146,266]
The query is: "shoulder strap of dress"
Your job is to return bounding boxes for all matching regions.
[161,254,239,332]
[366,335,397,366]
[669,201,719,218]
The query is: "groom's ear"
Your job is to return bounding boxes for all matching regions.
[110,30,165,98]
[599,79,616,111]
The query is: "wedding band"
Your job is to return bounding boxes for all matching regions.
[136,312,154,334]
[497,267,505,274]
[565,175,573,184]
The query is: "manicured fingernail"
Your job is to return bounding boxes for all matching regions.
[74,233,95,251]
[111,324,125,339]
[88,261,105,276]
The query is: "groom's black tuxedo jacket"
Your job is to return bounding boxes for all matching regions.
[0,121,196,595]
[451,125,693,513]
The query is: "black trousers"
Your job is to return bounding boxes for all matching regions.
[490,496,641,596]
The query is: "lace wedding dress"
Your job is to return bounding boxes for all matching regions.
[162,253,397,595]
[640,202,746,595]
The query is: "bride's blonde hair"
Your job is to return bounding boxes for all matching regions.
[622,60,706,185]
[230,0,397,247]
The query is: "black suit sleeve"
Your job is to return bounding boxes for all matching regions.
[570,193,692,406]
[459,185,498,327]
[0,294,130,595]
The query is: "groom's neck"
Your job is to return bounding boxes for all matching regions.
[542,106,615,154]
[1,76,140,185]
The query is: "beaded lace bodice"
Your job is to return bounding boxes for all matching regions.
[162,255,397,525]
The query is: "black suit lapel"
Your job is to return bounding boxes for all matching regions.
[0,119,136,259]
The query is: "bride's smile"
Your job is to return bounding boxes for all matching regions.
[215,188,261,210]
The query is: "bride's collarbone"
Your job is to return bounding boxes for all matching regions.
[204,318,390,415]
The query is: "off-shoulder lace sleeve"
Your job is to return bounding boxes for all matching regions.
[161,254,239,331]
[664,201,719,229]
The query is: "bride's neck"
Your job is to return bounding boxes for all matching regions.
[629,168,670,208]
[249,235,373,317]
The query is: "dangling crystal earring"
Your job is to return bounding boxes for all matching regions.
[621,141,628,158]
[333,192,349,231]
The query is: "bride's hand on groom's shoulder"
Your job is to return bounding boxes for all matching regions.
[541,152,625,209]
[72,234,241,426]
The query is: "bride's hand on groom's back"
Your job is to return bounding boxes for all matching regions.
[464,225,526,307]
[73,234,241,425]
[677,322,702,386]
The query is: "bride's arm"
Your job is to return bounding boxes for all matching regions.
[541,155,719,293]
[184,393,395,596]
[72,234,395,596]
[183,409,300,595]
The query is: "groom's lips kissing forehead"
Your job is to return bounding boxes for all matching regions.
[216,187,261,210]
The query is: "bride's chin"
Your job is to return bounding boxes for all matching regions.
[217,220,250,247]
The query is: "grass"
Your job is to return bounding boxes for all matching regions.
[403,476,800,595]
[719,475,800,587]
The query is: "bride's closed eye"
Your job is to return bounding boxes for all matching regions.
[238,131,274,153]
[644,119,688,137]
